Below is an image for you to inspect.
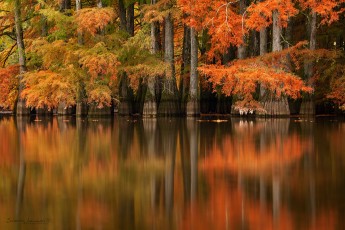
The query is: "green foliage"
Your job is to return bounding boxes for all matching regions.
[118,27,167,91]
[39,8,75,41]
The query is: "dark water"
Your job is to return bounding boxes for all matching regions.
[1,116,345,229]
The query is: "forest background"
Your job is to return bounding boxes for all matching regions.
[1,0,345,116]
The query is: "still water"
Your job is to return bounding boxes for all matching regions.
[1,116,345,229]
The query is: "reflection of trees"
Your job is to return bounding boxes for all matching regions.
[201,119,312,174]
[14,117,28,223]
[0,117,18,167]
[2,117,345,229]
[180,170,337,230]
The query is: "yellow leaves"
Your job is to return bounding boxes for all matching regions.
[78,42,119,81]
[87,85,112,108]
[75,7,116,36]
[117,28,167,91]
[21,70,77,109]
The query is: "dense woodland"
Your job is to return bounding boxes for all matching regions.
[0,0,345,116]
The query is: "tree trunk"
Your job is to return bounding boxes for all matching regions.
[237,0,246,59]
[285,19,302,114]
[59,0,71,12]
[118,0,127,31]
[260,27,267,55]
[143,0,160,117]
[118,0,137,115]
[258,26,267,111]
[272,10,282,52]
[126,3,135,36]
[179,26,191,115]
[75,0,88,116]
[41,16,48,37]
[157,13,179,116]
[14,0,30,115]
[187,28,200,116]
[262,10,290,116]
[300,11,316,116]
[118,74,133,115]
[249,30,259,57]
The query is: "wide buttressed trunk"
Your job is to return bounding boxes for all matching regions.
[186,28,200,116]
[14,0,30,115]
[157,13,179,116]
[261,10,290,116]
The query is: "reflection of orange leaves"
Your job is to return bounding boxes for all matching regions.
[75,7,115,36]
[181,175,294,230]
[22,119,77,164]
[0,118,17,166]
[201,121,311,175]
[79,199,110,228]
[81,154,118,182]
[307,210,336,230]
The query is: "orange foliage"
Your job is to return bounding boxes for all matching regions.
[21,70,77,109]
[327,74,345,110]
[246,0,298,31]
[0,65,19,109]
[179,0,244,58]
[299,0,345,25]
[75,7,116,36]
[199,43,314,111]
[78,42,119,81]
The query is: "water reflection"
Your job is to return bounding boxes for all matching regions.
[0,116,345,229]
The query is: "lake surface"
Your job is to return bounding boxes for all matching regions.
[1,116,345,229]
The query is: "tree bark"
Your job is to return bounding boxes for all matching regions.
[260,27,267,55]
[258,26,267,106]
[14,0,30,115]
[237,0,247,59]
[118,0,127,31]
[157,13,179,116]
[59,0,71,12]
[143,0,160,117]
[126,3,135,36]
[187,28,200,116]
[300,11,316,115]
[179,25,191,114]
[118,0,137,115]
[262,9,290,116]
[74,0,88,116]
[272,10,282,52]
